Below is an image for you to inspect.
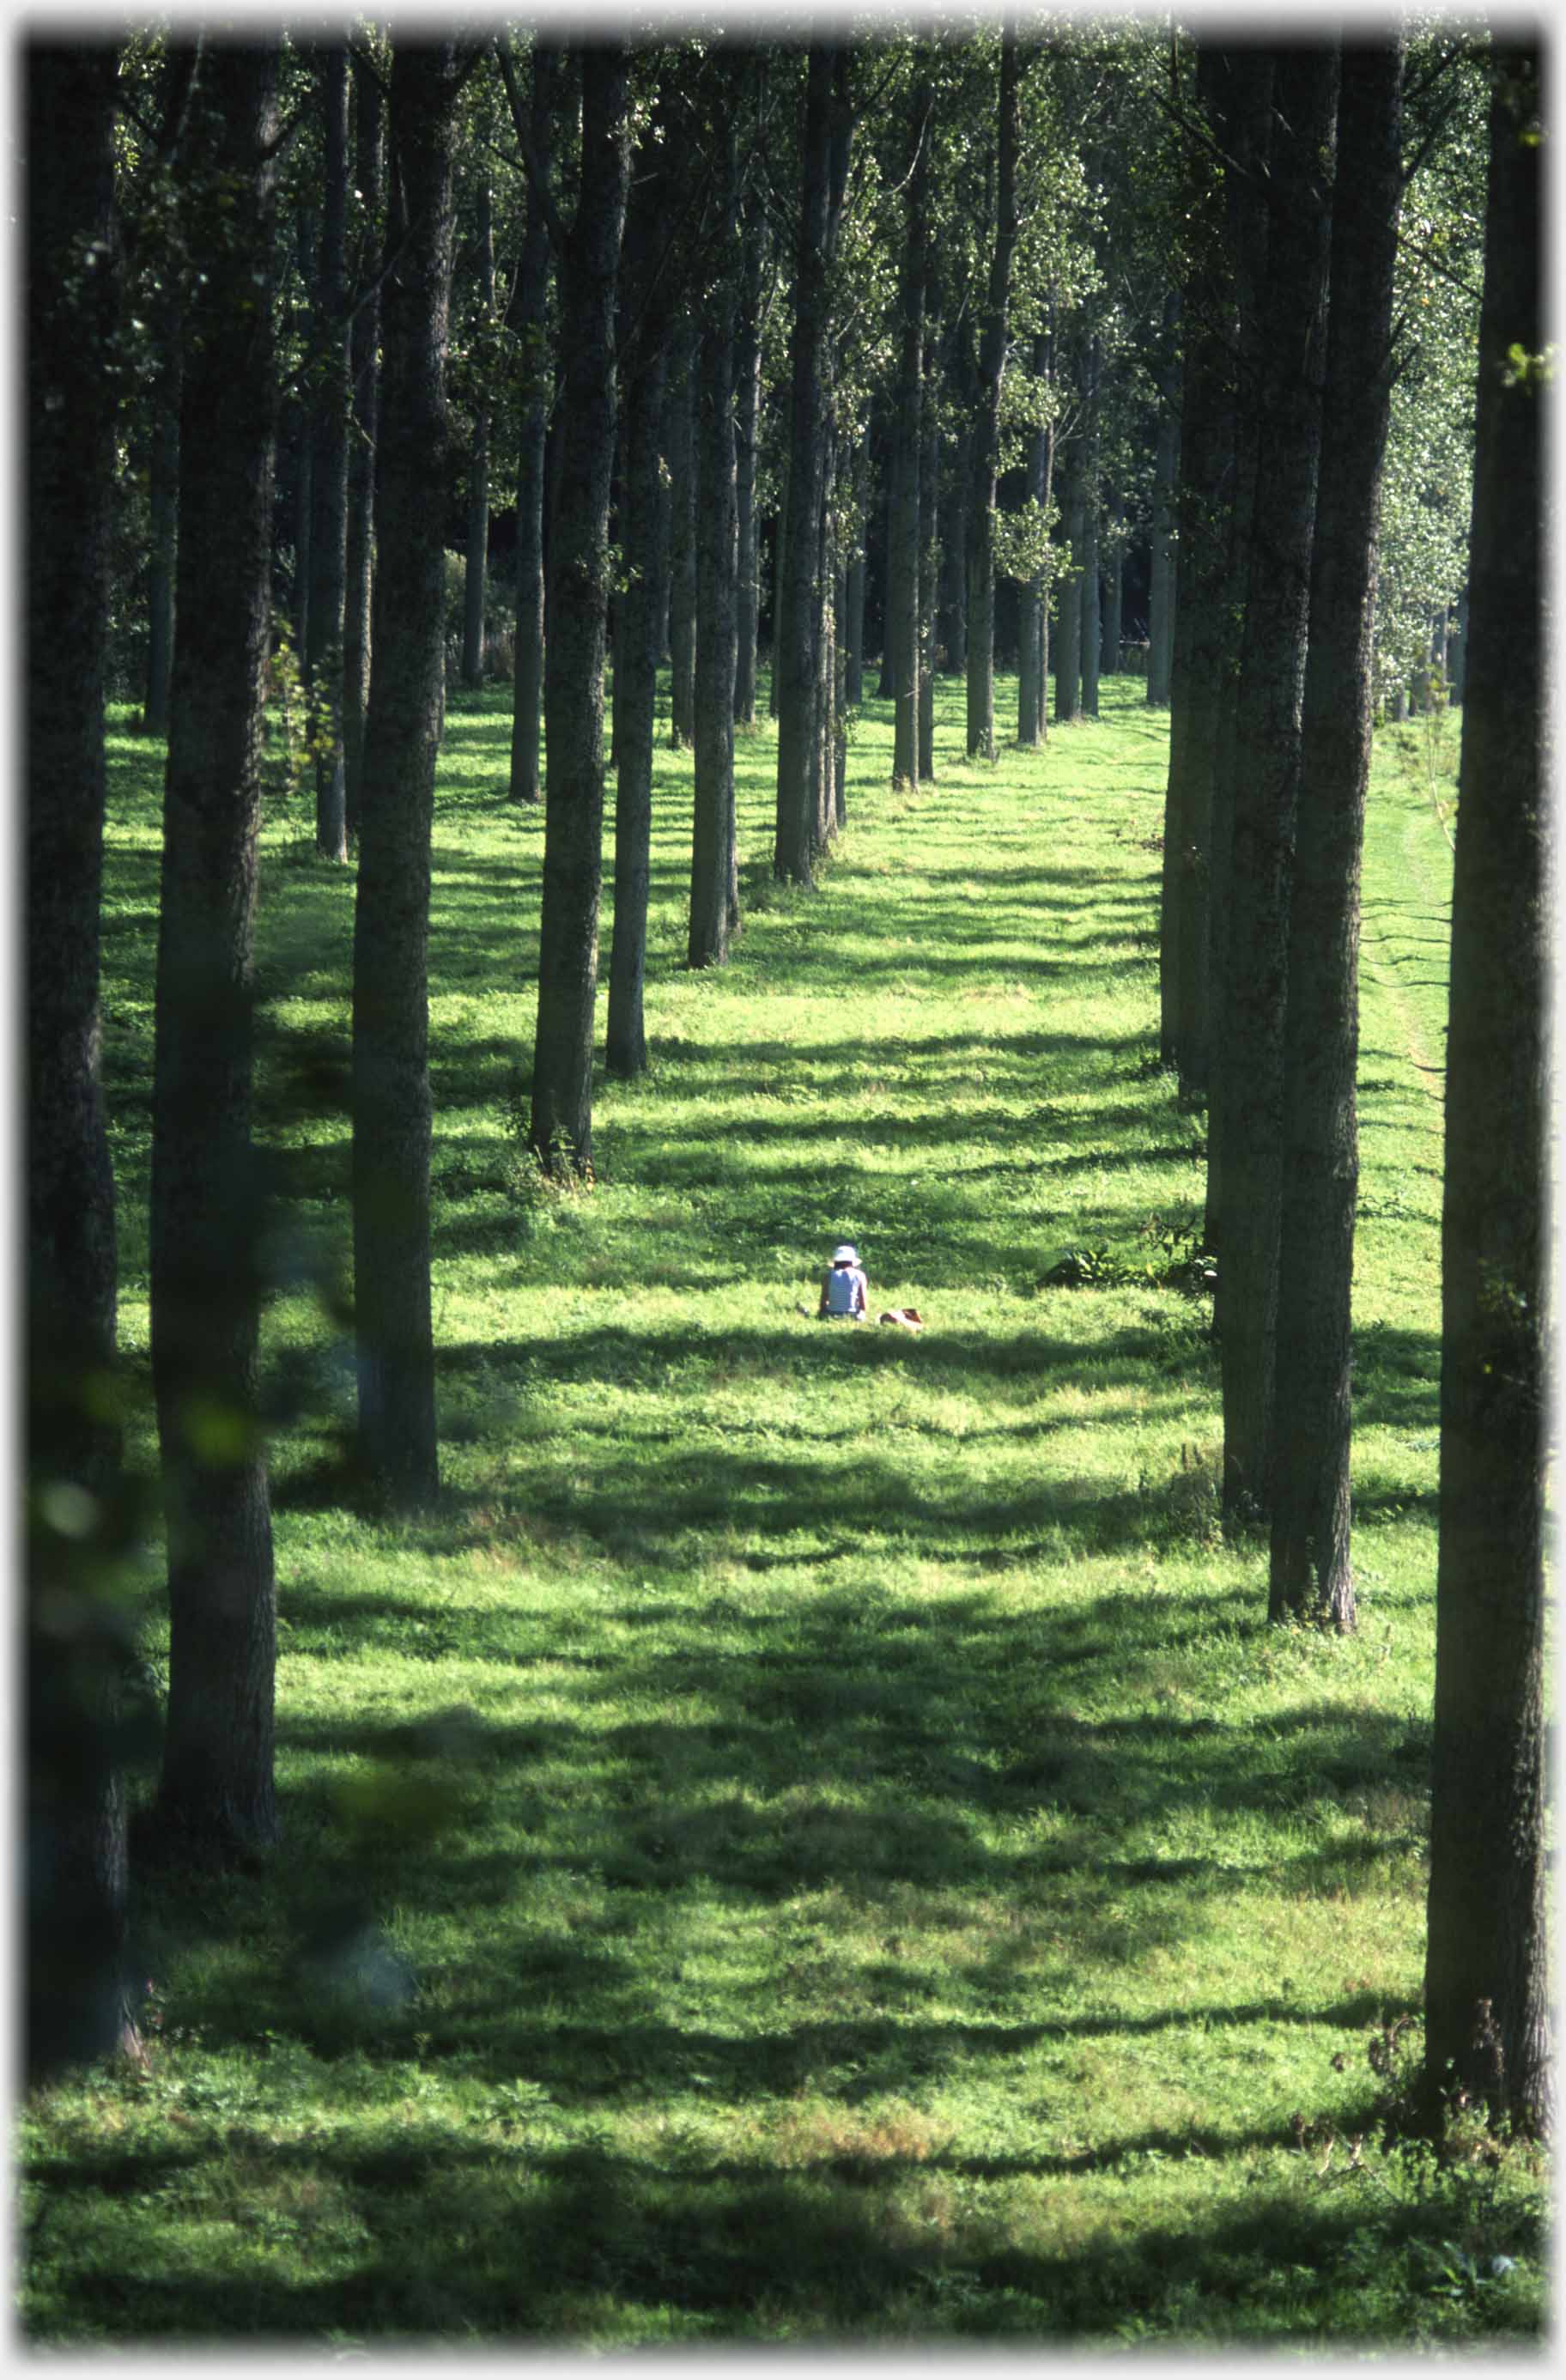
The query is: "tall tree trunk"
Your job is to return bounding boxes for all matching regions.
[1202,49,1275,1250]
[1146,286,1181,707]
[144,329,180,738]
[309,41,350,859]
[844,434,868,710]
[1053,411,1083,724]
[1162,49,1240,1086]
[889,78,931,789]
[529,46,631,1173]
[343,41,384,840]
[26,35,137,2072]
[1017,324,1053,748]
[774,45,851,883]
[606,102,675,1078]
[352,38,460,1508]
[1269,39,1404,1631]
[820,407,843,842]
[506,39,555,806]
[1101,521,1124,679]
[605,334,668,1072]
[292,208,314,671]
[768,454,788,719]
[461,176,494,689]
[151,39,281,1860]
[1080,343,1102,719]
[938,351,969,677]
[1423,42,1549,2142]
[918,332,940,782]
[964,27,1018,761]
[733,200,765,728]
[689,87,740,969]
[1214,45,1338,1526]
[810,403,837,854]
[665,315,697,749]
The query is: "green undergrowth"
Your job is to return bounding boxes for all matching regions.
[21,673,1546,2348]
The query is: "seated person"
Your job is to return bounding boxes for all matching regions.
[818,1242,868,1321]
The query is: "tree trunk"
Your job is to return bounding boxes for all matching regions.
[939,379,968,677]
[733,202,765,728]
[689,88,740,970]
[768,454,788,719]
[1017,325,1053,749]
[530,46,630,1172]
[1423,42,1549,2142]
[889,79,931,789]
[1202,48,1275,1250]
[309,40,350,859]
[666,315,697,749]
[1214,46,1338,1527]
[1101,522,1124,680]
[507,41,555,806]
[845,434,868,709]
[1162,50,1240,1087]
[1079,346,1102,720]
[343,43,384,840]
[461,176,494,689]
[606,104,675,1078]
[352,38,460,1509]
[1053,412,1083,724]
[1146,286,1181,707]
[965,29,1018,761]
[774,46,851,883]
[151,39,281,1861]
[25,36,138,2073]
[918,335,940,782]
[144,328,179,739]
[1269,39,1404,1631]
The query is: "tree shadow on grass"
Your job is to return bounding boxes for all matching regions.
[27,2116,1486,2347]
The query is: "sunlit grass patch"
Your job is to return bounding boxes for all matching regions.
[24,679,1545,2353]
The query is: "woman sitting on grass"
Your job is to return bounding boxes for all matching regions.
[818,1242,868,1321]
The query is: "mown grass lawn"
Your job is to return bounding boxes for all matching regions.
[19,672,1546,2347]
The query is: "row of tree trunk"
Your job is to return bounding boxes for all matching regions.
[1157,31,1547,2136]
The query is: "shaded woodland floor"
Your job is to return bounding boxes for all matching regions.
[19,675,1546,2348]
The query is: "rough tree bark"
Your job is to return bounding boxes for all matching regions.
[352,38,460,1508]
[733,193,766,728]
[150,39,282,1860]
[1214,45,1338,1527]
[665,313,697,750]
[1161,46,1239,1086]
[1269,39,1404,1631]
[965,25,1018,761]
[1146,285,1181,707]
[461,175,494,689]
[606,100,675,1077]
[26,34,140,2071]
[1423,43,1550,2142]
[343,41,384,839]
[689,76,741,969]
[889,76,932,789]
[774,44,852,882]
[529,45,631,1173]
[308,39,350,859]
[1017,324,1053,748]
[504,37,556,807]
[1202,46,1274,1247]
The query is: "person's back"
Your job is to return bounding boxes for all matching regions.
[819,1242,867,1320]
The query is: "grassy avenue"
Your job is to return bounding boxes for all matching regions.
[20,672,1545,2346]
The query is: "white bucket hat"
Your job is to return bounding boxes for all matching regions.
[833,1243,859,1265]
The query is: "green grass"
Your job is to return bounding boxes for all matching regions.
[20,671,1546,2348]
